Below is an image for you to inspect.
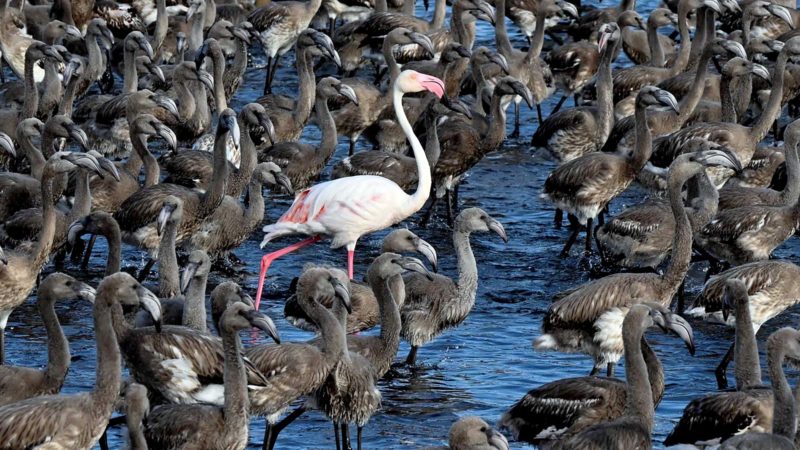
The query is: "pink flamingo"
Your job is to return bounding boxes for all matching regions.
[254,70,444,309]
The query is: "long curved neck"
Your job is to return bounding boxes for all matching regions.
[70,168,93,222]
[188,10,205,57]
[677,33,714,123]
[103,223,122,276]
[670,0,693,76]
[85,34,105,81]
[494,0,514,57]
[190,79,211,131]
[292,48,315,128]
[41,60,62,116]
[622,318,653,429]
[527,10,548,61]
[243,178,266,226]
[176,78,196,120]
[647,22,666,67]
[182,273,209,332]
[92,297,122,412]
[424,106,441,167]
[719,70,747,123]
[768,341,797,440]
[384,39,401,83]
[446,230,478,319]
[734,295,762,388]
[227,117,256,197]
[31,166,58,270]
[315,94,338,164]
[229,38,248,97]
[153,0,167,61]
[630,101,653,170]
[741,14,753,49]
[394,86,431,215]
[158,220,180,298]
[309,296,346,360]
[375,0,388,13]
[641,337,665,407]
[686,172,718,231]
[781,134,800,204]
[123,45,138,93]
[685,8,709,72]
[430,0,446,28]
[752,51,789,143]
[596,40,617,146]
[22,52,39,119]
[39,295,70,390]
[661,168,692,293]
[220,323,249,441]
[199,126,230,214]
[21,134,46,179]
[58,73,81,117]
[370,274,402,373]
[211,47,227,111]
[126,132,159,187]
[484,92,508,151]
[128,416,148,450]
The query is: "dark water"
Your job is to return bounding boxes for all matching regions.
[6,1,800,448]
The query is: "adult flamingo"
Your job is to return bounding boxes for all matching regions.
[254,70,444,309]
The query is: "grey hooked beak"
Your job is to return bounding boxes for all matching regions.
[44,45,64,62]
[455,45,471,58]
[487,428,510,450]
[156,123,178,151]
[476,0,496,25]
[259,114,277,146]
[67,123,89,150]
[150,64,165,84]
[232,26,251,44]
[490,52,510,75]
[138,286,163,332]
[181,262,200,294]
[703,0,722,14]
[487,218,508,242]
[155,96,179,120]
[722,40,747,59]
[767,4,793,27]
[101,26,115,47]
[598,28,612,54]
[330,277,352,314]
[338,84,359,105]
[64,25,82,40]
[244,309,281,344]
[557,0,579,19]
[75,281,97,303]
[64,57,81,86]
[0,132,15,157]
[751,63,771,81]
[139,38,155,60]
[67,218,86,246]
[197,69,215,92]
[157,203,176,236]
[767,40,785,53]
[224,113,241,151]
[410,31,436,59]
[397,256,434,280]
[697,148,743,171]
[667,313,695,356]
[719,0,739,12]
[98,157,121,181]
[176,33,187,53]
[512,81,534,109]
[655,89,680,114]
[65,152,102,174]
[186,2,201,21]
[275,171,293,194]
[413,238,438,273]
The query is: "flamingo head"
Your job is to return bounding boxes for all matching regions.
[396,70,445,99]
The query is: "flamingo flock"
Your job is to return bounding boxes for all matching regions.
[1,0,800,448]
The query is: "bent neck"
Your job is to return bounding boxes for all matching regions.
[293,48,315,128]
[734,295,762,388]
[630,101,653,170]
[39,295,70,390]
[394,86,431,215]
[220,324,249,439]
[752,51,789,144]
[22,53,40,119]
[661,166,692,293]
[647,22,666,67]
[494,0,514,57]
[315,94,338,164]
[158,221,180,298]
[768,342,797,439]
[622,313,654,429]
[670,0,693,75]
[781,134,800,204]
[92,298,122,412]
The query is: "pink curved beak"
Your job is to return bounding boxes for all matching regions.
[419,74,445,99]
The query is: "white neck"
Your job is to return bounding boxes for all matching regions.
[394,85,431,215]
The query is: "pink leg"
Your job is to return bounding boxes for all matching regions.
[255,236,321,310]
[347,250,354,280]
